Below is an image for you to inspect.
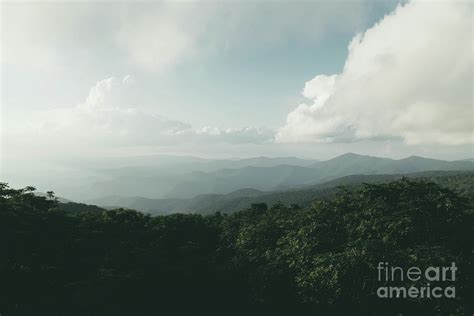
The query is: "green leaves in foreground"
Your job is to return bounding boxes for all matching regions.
[0,178,472,315]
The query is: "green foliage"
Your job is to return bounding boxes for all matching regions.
[0,179,472,315]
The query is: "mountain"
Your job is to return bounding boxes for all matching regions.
[56,202,105,214]
[68,153,474,201]
[89,170,474,215]
[164,165,321,198]
[91,155,317,176]
[311,153,474,178]
[68,156,317,201]
[160,154,474,198]
[209,156,317,169]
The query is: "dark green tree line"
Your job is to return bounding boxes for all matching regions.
[0,179,472,315]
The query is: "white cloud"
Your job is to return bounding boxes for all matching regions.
[78,75,140,111]
[2,1,374,74]
[194,126,274,144]
[115,4,205,73]
[0,3,116,71]
[3,76,274,158]
[277,0,473,145]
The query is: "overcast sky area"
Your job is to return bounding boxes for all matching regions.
[1,0,473,175]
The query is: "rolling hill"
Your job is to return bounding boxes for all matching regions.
[88,170,474,215]
[159,153,474,198]
[57,153,474,201]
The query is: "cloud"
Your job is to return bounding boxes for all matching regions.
[0,3,117,71]
[277,0,473,145]
[3,76,274,158]
[114,1,372,73]
[115,4,205,73]
[2,1,376,73]
[194,126,274,144]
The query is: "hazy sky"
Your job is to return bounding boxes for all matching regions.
[1,0,473,171]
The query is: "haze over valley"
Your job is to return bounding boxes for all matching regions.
[5,153,472,214]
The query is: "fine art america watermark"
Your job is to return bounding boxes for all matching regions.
[376,262,457,299]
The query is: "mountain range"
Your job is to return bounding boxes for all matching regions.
[84,153,472,199]
[69,170,474,215]
[82,153,474,214]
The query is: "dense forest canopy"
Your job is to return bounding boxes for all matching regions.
[1,179,472,315]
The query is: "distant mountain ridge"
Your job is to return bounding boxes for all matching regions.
[309,153,474,180]
[73,156,318,200]
[88,170,474,215]
[68,153,474,201]
[161,153,474,198]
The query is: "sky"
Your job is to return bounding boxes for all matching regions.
[1,0,473,174]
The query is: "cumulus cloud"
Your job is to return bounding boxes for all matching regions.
[3,76,273,157]
[277,0,473,145]
[194,126,274,144]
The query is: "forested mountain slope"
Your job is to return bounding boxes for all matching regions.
[1,179,472,315]
[89,171,474,215]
